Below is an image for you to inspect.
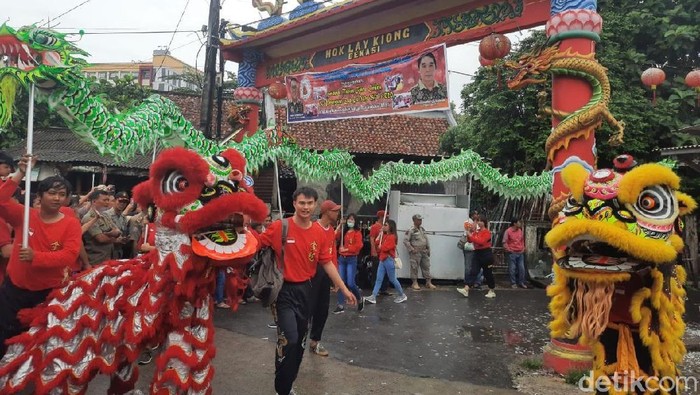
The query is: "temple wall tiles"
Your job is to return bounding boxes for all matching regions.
[550,0,597,15]
[238,49,265,87]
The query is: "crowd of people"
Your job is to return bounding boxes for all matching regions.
[0,152,531,395]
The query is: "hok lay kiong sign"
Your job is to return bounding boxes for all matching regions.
[286,44,449,123]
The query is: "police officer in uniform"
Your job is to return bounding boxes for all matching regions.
[404,214,436,290]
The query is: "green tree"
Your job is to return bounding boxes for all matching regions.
[89,75,152,112]
[0,76,152,149]
[163,70,238,94]
[441,0,699,197]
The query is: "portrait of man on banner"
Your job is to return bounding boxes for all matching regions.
[410,51,448,104]
[287,77,304,115]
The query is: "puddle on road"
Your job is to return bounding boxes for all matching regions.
[457,325,544,354]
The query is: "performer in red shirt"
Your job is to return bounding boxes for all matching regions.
[0,216,11,284]
[335,213,364,314]
[368,209,391,295]
[364,219,406,305]
[258,187,356,395]
[307,199,342,357]
[458,216,496,298]
[0,155,82,358]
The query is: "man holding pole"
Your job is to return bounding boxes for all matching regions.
[0,155,82,358]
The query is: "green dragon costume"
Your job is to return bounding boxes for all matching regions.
[0,24,551,202]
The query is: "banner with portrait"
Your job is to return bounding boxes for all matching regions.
[285,44,449,123]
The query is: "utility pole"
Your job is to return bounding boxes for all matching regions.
[215,19,228,141]
[200,0,220,138]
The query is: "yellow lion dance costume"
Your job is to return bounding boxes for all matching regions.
[546,155,697,394]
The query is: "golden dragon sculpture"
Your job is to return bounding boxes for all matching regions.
[506,44,625,164]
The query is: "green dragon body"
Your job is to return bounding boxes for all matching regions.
[0,24,552,201]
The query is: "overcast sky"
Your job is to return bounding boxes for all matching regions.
[6,0,534,111]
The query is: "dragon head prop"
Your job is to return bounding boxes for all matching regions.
[505,45,559,90]
[0,24,87,126]
[133,147,268,265]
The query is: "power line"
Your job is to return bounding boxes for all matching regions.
[155,0,193,77]
[56,30,200,35]
[40,0,94,27]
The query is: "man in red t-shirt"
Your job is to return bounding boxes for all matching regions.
[258,187,356,395]
[0,155,82,358]
[307,199,342,358]
[369,210,391,295]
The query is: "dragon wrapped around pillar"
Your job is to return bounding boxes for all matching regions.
[0,147,269,394]
[546,156,696,394]
[506,43,626,218]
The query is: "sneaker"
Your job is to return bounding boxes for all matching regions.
[411,283,420,290]
[364,295,377,304]
[310,342,329,356]
[137,350,153,365]
[333,305,345,314]
[518,283,529,289]
[511,284,518,289]
[485,289,496,298]
[357,295,365,312]
[216,302,231,309]
[267,322,277,329]
[456,287,469,298]
[394,294,408,304]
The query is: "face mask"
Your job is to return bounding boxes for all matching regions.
[347,221,355,228]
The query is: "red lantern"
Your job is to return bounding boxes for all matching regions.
[479,33,511,61]
[641,67,665,105]
[268,81,287,100]
[479,55,495,68]
[685,69,700,107]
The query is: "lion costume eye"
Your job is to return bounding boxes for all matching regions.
[635,185,674,220]
[162,170,189,195]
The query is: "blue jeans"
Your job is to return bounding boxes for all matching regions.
[215,269,225,303]
[372,257,405,298]
[508,252,526,285]
[338,255,362,305]
[463,250,482,286]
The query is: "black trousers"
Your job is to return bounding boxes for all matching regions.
[0,277,51,358]
[271,281,312,395]
[308,267,330,342]
[469,249,496,290]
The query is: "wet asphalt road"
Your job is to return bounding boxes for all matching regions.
[214,285,553,389]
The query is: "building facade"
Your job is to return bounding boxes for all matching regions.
[82,49,202,92]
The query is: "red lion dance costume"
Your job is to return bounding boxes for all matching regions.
[0,147,268,394]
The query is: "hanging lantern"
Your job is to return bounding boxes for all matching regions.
[479,55,495,68]
[641,67,665,105]
[479,33,511,61]
[268,81,287,100]
[685,69,700,107]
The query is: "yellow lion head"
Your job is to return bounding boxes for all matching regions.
[546,155,696,278]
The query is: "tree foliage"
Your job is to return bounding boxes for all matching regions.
[440,0,699,197]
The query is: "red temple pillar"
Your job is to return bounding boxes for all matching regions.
[541,2,604,374]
